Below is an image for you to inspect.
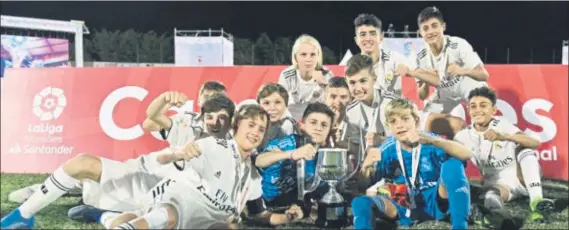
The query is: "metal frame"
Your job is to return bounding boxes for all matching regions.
[1,15,89,67]
[174,28,233,41]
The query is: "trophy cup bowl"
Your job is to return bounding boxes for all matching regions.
[298,147,360,228]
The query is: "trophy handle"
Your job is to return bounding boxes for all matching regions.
[342,136,364,181]
[297,159,321,200]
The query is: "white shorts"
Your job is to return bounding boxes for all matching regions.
[82,157,163,212]
[137,176,229,229]
[484,176,528,202]
[424,78,488,116]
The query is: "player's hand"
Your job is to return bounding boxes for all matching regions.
[311,70,327,85]
[483,129,506,142]
[162,91,189,107]
[285,204,304,221]
[333,125,343,143]
[173,141,201,160]
[362,147,382,169]
[365,132,376,147]
[396,64,411,77]
[405,131,433,145]
[447,63,465,77]
[292,144,317,161]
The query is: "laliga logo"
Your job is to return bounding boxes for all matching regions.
[33,87,67,121]
[99,86,194,141]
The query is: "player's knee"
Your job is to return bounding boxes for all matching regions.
[441,158,467,182]
[156,204,179,229]
[63,153,102,180]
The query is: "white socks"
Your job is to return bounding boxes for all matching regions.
[517,149,543,202]
[18,167,78,218]
[100,212,121,229]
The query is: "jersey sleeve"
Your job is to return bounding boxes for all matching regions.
[160,113,197,146]
[458,38,483,70]
[453,129,470,145]
[280,117,298,136]
[278,67,296,105]
[497,119,522,136]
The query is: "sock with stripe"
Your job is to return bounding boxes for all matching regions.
[18,167,78,218]
[100,211,121,229]
[517,149,543,204]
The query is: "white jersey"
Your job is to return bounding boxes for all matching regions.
[373,48,418,98]
[454,118,524,182]
[345,89,386,137]
[278,65,333,119]
[160,136,262,219]
[416,35,486,101]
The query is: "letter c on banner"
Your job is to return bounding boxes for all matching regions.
[100,86,148,141]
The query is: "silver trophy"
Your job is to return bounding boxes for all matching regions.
[297,136,362,228]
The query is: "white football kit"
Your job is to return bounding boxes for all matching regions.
[345,89,430,142]
[81,113,203,211]
[278,65,334,119]
[416,35,487,116]
[454,118,537,201]
[371,48,431,132]
[135,136,263,229]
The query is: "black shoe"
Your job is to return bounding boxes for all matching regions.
[470,204,524,230]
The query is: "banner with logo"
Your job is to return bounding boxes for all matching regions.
[1,35,70,70]
[382,38,426,62]
[1,65,567,181]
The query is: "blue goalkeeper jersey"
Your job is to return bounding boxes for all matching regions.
[373,133,449,192]
[259,134,317,201]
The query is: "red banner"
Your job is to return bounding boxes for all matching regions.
[1,65,567,181]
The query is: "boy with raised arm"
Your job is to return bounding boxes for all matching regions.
[110,104,303,229]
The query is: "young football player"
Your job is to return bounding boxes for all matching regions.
[351,98,472,229]
[415,6,490,117]
[255,102,334,213]
[278,34,334,120]
[454,87,554,223]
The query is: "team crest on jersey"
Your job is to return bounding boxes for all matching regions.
[492,141,503,150]
[385,72,394,81]
[214,171,221,178]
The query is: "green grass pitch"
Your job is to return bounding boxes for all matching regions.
[1,173,567,229]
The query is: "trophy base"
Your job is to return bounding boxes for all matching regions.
[315,201,348,229]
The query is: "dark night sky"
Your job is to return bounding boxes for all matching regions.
[1,1,567,63]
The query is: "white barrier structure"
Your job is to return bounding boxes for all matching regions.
[0,15,89,67]
[174,28,234,67]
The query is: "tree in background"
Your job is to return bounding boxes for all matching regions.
[81,29,337,65]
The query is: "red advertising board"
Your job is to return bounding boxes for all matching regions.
[1,65,567,180]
